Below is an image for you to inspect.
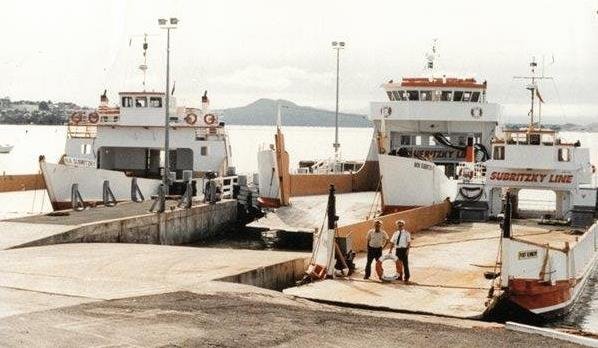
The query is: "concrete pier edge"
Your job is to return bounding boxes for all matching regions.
[506,321,598,347]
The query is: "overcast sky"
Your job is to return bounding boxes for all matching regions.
[1,0,597,123]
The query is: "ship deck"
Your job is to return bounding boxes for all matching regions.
[284,219,578,318]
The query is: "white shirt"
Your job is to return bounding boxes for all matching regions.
[390,229,411,248]
[366,229,389,248]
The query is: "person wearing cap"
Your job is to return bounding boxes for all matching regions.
[364,220,389,280]
[389,220,411,282]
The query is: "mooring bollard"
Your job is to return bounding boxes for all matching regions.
[102,180,117,207]
[71,183,85,211]
[131,177,144,203]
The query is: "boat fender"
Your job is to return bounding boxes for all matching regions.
[203,113,216,125]
[87,112,99,124]
[185,113,198,125]
[70,112,83,124]
[378,253,399,281]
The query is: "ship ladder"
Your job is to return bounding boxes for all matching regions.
[102,180,117,207]
[71,183,85,211]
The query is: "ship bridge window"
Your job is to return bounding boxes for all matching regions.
[558,148,570,162]
[441,91,452,101]
[392,91,403,101]
[400,135,412,145]
[386,91,394,101]
[471,92,480,102]
[135,97,148,108]
[149,96,163,108]
[397,90,406,101]
[420,91,432,101]
[407,90,419,101]
[121,96,133,108]
[453,91,463,102]
[462,92,471,102]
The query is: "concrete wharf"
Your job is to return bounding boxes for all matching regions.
[0,199,237,250]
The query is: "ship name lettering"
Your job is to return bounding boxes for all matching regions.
[490,171,573,184]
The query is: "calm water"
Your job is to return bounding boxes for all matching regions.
[1,125,598,331]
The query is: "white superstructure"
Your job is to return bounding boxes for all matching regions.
[40,34,232,210]
[369,43,500,212]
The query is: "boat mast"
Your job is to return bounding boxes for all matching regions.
[513,58,552,131]
[139,33,149,90]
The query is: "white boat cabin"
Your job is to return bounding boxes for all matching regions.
[483,128,595,219]
[64,91,231,180]
[370,76,500,177]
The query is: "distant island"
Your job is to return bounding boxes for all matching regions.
[0,97,371,128]
[2,96,598,131]
[217,98,371,128]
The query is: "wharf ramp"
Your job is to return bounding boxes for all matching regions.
[248,191,378,232]
[0,199,237,250]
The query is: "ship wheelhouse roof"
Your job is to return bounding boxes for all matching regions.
[382,76,488,103]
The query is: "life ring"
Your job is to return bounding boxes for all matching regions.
[380,106,392,117]
[204,113,217,125]
[378,253,400,281]
[70,112,83,124]
[87,112,99,124]
[185,113,198,125]
[470,107,483,118]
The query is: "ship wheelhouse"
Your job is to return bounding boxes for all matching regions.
[370,76,499,177]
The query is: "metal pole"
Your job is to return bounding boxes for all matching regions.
[334,47,340,160]
[163,28,171,196]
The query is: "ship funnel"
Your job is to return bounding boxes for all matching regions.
[100,90,108,107]
[202,90,210,111]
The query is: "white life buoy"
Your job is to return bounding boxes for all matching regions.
[185,113,198,125]
[203,113,217,125]
[379,253,399,281]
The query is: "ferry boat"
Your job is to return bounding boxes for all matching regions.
[40,37,232,211]
[370,43,500,213]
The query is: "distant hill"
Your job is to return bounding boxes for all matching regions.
[217,99,371,128]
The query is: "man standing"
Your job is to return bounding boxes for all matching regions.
[389,220,411,282]
[364,220,389,280]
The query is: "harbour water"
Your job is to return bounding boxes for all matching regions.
[1,124,597,331]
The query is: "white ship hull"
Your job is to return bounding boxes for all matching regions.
[40,160,162,211]
[378,154,457,212]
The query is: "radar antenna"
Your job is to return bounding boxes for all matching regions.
[424,39,438,73]
[139,33,149,89]
[513,57,552,131]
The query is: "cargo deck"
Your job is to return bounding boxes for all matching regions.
[285,220,573,319]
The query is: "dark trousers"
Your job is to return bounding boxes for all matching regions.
[365,246,382,278]
[396,248,410,281]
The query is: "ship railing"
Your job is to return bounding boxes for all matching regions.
[67,125,97,138]
[195,127,226,140]
[214,175,238,199]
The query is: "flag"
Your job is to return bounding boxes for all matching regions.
[171,81,176,95]
[536,88,544,103]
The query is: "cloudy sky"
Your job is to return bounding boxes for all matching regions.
[1,0,597,123]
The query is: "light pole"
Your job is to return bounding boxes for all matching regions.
[158,17,178,212]
[331,41,345,162]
